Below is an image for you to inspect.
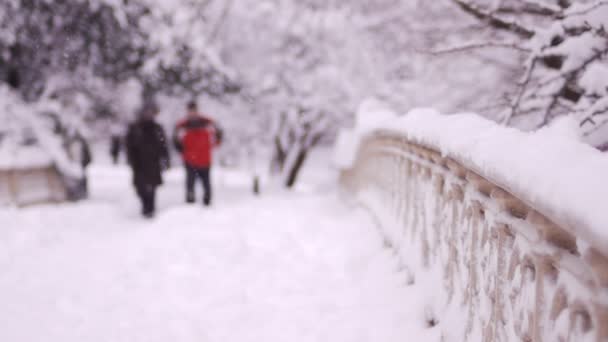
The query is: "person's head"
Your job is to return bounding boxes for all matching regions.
[187,100,198,118]
[140,102,159,120]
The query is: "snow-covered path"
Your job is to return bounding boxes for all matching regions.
[0,161,437,342]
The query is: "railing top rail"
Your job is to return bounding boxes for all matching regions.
[338,108,608,257]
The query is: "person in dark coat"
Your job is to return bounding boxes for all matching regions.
[65,132,92,200]
[126,103,170,218]
[173,100,222,206]
[110,135,121,164]
[75,133,92,198]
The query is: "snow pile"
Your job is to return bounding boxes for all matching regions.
[0,162,439,342]
[337,102,608,251]
[0,87,51,170]
[332,98,397,168]
[355,98,398,129]
[0,146,53,170]
[0,86,82,178]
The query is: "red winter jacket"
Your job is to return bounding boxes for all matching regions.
[174,114,218,167]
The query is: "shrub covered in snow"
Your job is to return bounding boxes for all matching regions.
[0,85,90,201]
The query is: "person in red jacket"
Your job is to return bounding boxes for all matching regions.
[173,100,222,206]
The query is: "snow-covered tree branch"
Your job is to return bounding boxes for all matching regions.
[445,0,608,136]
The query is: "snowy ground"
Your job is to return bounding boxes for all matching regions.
[0,152,438,342]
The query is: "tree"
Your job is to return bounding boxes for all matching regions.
[0,0,239,113]
[0,0,151,100]
[445,0,608,133]
[213,0,510,187]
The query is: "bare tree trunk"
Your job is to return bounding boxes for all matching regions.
[270,113,289,174]
[284,131,323,188]
[270,136,287,173]
[285,147,308,188]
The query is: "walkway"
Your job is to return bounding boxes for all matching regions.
[0,160,437,341]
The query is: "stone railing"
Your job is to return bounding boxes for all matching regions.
[340,130,608,342]
[0,166,67,206]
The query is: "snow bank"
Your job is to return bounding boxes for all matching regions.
[0,86,82,178]
[0,146,53,170]
[332,98,397,168]
[336,102,608,251]
[0,164,438,342]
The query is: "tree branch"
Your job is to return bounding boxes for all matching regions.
[534,46,608,91]
[503,57,537,125]
[495,0,560,17]
[450,0,535,38]
[567,0,608,17]
[580,102,608,129]
[427,41,531,55]
[208,0,234,44]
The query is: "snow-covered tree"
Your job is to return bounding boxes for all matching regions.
[0,0,148,99]
[9,0,600,187]
[0,84,89,199]
[0,0,238,112]
[214,0,491,186]
[445,0,608,137]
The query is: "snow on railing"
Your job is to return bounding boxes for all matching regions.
[336,102,608,341]
[0,166,68,206]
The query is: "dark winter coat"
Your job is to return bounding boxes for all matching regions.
[110,135,121,159]
[126,119,169,187]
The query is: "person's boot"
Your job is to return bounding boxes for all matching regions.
[141,205,155,218]
[142,191,156,218]
[186,191,195,204]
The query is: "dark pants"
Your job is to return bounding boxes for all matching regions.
[135,183,157,217]
[185,165,211,205]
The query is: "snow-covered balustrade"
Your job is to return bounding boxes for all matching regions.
[0,147,68,206]
[336,103,608,341]
[0,166,68,206]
